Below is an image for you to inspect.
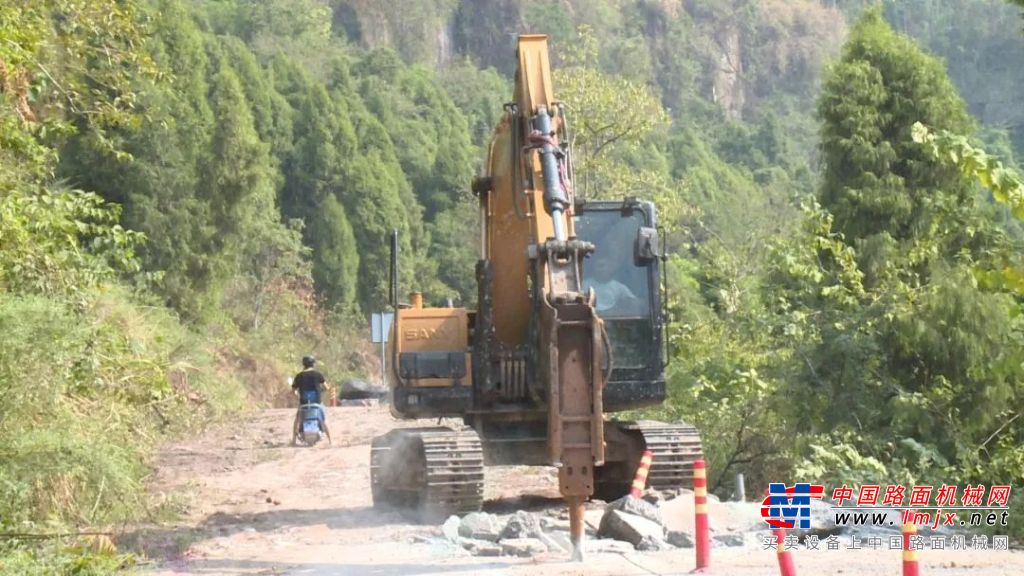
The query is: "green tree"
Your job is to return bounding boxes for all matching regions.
[818,9,982,286]
[307,194,359,306]
[202,54,304,321]
[353,49,474,218]
[427,200,480,304]
[438,60,509,151]
[277,72,361,309]
[57,3,221,318]
[555,26,670,200]
[768,10,1024,487]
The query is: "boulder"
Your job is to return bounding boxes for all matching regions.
[642,490,669,505]
[500,511,542,540]
[598,510,665,546]
[339,379,386,400]
[459,512,501,542]
[500,538,548,557]
[442,515,461,543]
[636,535,673,551]
[713,533,745,547]
[605,495,663,526]
[667,530,694,548]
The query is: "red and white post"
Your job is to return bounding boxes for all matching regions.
[902,522,920,576]
[630,450,654,498]
[774,526,797,576]
[694,459,710,570]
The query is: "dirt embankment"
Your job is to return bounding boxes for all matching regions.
[128,406,1024,576]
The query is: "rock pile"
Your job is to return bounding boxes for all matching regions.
[440,493,699,558]
[442,510,552,557]
[435,488,966,558]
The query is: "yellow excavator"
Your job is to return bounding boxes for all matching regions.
[370,34,703,559]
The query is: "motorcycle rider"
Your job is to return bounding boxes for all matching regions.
[291,355,332,446]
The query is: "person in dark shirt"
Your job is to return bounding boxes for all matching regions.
[291,355,332,445]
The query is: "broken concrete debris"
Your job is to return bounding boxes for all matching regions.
[434,489,778,558]
[458,511,501,542]
[598,510,665,546]
[498,510,543,540]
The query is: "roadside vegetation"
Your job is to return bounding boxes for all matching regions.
[3,1,1024,571]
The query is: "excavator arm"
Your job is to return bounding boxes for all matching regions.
[497,34,607,560]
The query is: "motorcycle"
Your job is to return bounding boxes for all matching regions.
[295,389,327,446]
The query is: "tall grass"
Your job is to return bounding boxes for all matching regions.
[0,288,246,573]
[0,282,372,572]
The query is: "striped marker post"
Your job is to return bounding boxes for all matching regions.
[902,522,919,576]
[630,450,654,498]
[694,459,710,570]
[774,526,797,576]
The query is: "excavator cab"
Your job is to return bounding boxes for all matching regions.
[575,199,666,410]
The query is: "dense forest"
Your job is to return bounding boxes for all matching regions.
[3,0,1024,570]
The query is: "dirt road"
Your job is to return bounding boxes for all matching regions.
[134,406,1024,576]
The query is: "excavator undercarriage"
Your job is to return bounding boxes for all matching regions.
[369,421,703,518]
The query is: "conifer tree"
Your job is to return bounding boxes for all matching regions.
[818,8,977,284]
[202,59,281,283]
[803,9,1024,470]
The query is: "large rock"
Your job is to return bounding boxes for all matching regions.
[459,512,501,542]
[637,535,673,551]
[667,530,694,548]
[339,379,386,400]
[641,490,669,505]
[605,495,663,526]
[713,533,745,547]
[442,515,461,543]
[500,511,542,540]
[598,510,665,546]
[500,538,548,557]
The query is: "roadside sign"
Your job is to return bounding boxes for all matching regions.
[371,312,394,344]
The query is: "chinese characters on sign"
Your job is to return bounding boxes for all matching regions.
[760,534,1011,551]
[761,482,1013,552]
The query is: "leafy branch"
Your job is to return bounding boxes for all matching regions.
[911,122,1024,219]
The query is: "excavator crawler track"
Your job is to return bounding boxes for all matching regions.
[594,420,704,501]
[370,427,484,521]
[622,421,704,491]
